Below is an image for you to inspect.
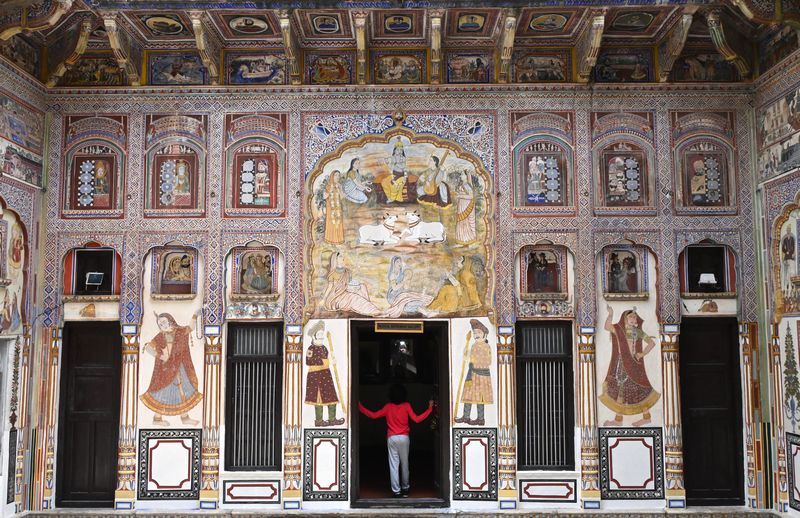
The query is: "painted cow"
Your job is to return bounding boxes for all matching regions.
[358,213,400,246]
[403,211,446,243]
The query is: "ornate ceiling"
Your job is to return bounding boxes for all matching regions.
[0,0,797,87]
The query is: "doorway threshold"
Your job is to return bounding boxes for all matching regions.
[351,497,448,509]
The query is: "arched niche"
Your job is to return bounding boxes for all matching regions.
[224,241,284,320]
[62,241,123,299]
[514,242,575,318]
[0,198,27,334]
[677,240,738,316]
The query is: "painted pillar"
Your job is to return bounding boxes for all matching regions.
[13,330,30,512]
[577,326,600,508]
[660,323,685,508]
[38,327,60,510]
[282,325,303,509]
[740,322,761,509]
[199,326,222,509]
[114,326,139,509]
[496,325,517,506]
[771,322,789,511]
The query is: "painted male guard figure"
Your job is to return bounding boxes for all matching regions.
[305,321,345,426]
[455,319,493,426]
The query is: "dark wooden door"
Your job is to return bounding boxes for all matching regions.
[57,321,121,507]
[679,317,743,506]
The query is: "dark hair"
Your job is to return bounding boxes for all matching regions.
[389,383,407,404]
[431,155,440,167]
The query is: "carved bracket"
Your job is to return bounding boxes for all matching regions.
[102,13,142,87]
[189,11,221,86]
[706,9,751,78]
[0,0,73,41]
[429,9,444,85]
[277,9,301,85]
[353,11,368,85]
[576,10,606,83]
[497,9,518,84]
[46,18,92,87]
[657,6,697,82]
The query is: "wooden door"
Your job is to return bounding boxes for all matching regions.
[679,317,743,506]
[57,321,121,507]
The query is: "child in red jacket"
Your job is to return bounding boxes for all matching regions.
[359,384,433,498]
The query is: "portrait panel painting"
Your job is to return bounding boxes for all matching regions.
[69,145,116,210]
[603,247,648,300]
[601,143,648,207]
[152,145,198,210]
[155,248,196,296]
[446,53,492,84]
[232,146,277,208]
[520,246,566,300]
[232,247,277,301]
[518,142,567,206]
[305,52,353,85]
[681,142,728,207]
[372,52,425,84]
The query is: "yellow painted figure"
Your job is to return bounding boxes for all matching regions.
[427,256,481,314]
[323,170,344,244]
[381,139,408,202]
[455,319,493,426]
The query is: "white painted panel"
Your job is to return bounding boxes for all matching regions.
[607,437,655,491]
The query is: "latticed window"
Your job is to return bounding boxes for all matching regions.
[516,321,574,470]
[225,323,283,471]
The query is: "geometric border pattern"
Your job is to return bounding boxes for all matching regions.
[137,428,202,500]
[599,426,664,500]
[453,427,498,501]
[788,432,800,512]
[518,478,578,503]
[302,428,348,501]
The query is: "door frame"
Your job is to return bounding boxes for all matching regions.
[349,319,450,508]
[679,316,744,506]
[56,321,122,508]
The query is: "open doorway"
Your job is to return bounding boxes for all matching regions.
[351,320,449,508]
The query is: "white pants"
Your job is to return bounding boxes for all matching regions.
[387,434,410,494]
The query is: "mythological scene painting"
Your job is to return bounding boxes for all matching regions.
[0,35,39,78]
[152,248,197,296]
[0,92,44,155]
[231,247,277,299]
[513,50,569,82]
[152,146,198,210]
[602,247,647,300]
[148,53,208,86]
[8,223,23,272]
[231,147,277,208]
[305,51,353,85]
[446,52,492,83]
[520,246,566,300]
[1,139,42,187]
[0,285,22,335]
[372,52,426,84]
[61,55,126,87]
[225,52,286,85]
[595,48,653,83]
[517,142,568,206]
[758,85,800,177]
[601,143,648,207]
[681,143,728,207]
[306,130,492,320]
[671,48,740,82]
[69,146,116,210]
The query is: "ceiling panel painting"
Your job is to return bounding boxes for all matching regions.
[444,9,501,39]
[125,11,194,41]
[603,7,680,41]
[210,11,279,40]
[295,10,354,41]
[516,8,585,40]
[370,10,425,42]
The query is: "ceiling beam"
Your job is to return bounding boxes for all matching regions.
[497,9,518,84]
[657,5,697,82]
[353,11,368,85]
[102,13,141,87]
[277,9,301,85]
[46,18,91,87]
[705,9,750,78]
[429,9,444,84]
[0,0,73,41]
[576,9,606,83]
[189,11,221,86]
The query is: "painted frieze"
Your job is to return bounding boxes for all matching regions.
[758,84,800,179]
[371,50,426,84]
[594,47,653,83]
[445,52,492,84]
[147,52,208,86]
[304,123,494,320]
[61,54,126,87]
[512,49,571,82]
[305,51,354,85]
[224,51,286,85]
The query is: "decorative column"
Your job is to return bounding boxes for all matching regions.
[577,326,600,508]
[660,324,685,508]
[739,322,761,509]
[770,322,789,511]
[39,327,60,509]
[496,325,517,507]
[282,325,303,509]
[13,330,30,511]
[199,326,222,509]
[114,326,139,510]
[8,333,22,511]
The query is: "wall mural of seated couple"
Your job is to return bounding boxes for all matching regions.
[305,127,494,320]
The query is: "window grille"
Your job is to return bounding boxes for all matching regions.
[516,321,574,470]
[225,323,283,471]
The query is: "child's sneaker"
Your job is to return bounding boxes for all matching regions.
[401,487,409,497]
[392,492,402,498]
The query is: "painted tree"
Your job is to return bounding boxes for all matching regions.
[784,323,800,432]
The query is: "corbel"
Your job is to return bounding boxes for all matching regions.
[705,9,750,77]
[0,0,73,41]
[189,11,220,86]
[429,9,444,84]
[497,9,518,84]
[277,9,301,85]
[46,17,91,87]
[102,13,141,87]
[657,5,697,82]
[576,9,606,83]
[353,11,368,85]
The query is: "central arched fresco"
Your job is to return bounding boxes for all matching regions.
[304,123,494,320]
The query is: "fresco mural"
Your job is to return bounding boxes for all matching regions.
[305,51,353,85]
[671,49,741,82]
[230,246,278,299]
[305,126,493,320]
[446,52,492,84]
[0,35,39,78]
[758,85,800,179]
[0,90,44,156]
[148,53,208,86]
[372,51,426,84]
[303,319,348,427]
[225,51,286,85]
[760,25,799,74]
[0,138,42,187]
[61,55,126,87]
[595,48,653,83]
[513,50,570,82]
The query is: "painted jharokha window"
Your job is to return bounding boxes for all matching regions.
[232,145,277,208]
[517,140,569,206]
[676,139,732,210]
[152,144,199,209]
[225,322,283,470]
[70,144,117,210]
[62,244,122,298]
[151,246,198,298]
[601,142,648,207]
[519,245,567,301]
[516,320,574,470]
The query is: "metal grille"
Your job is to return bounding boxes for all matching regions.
[226,323,282,471]
[516,322,574,470]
